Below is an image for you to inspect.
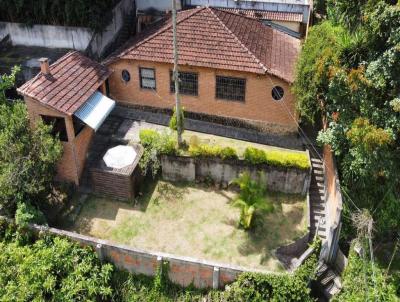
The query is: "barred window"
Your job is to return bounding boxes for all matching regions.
[170,71,198,96]
[139,67,156,89]
[215,76,246,102]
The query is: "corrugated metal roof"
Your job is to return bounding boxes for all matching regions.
[74,91,115,131]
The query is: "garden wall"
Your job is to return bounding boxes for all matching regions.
[0,0,135,58]
[5,220,282,289]
[161,155,311,195]
[0,22,92,50]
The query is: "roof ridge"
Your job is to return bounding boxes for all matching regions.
[118,7,206,59]
[207,7,268,73]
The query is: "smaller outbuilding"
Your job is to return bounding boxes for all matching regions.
[17,51,115,185]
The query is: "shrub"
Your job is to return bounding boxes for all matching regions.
[220,147,238,160]
[244,147,310,170]
[139,129,177,177]
[265,151,310,170]
[169,106,184,134]
[0,235,113,301]
[223,246,319,301]
[139,129,160,146]
[243,147,268,164]
[188,144,222,158]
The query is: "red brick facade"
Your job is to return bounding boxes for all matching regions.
[24,96,94,185]
[108,60,298,134]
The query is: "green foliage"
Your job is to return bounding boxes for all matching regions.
[15,202,46,227]
[293,21,347,123]
[139,129,160,146]
[220,146,238,160]
[0,219,319,301]
[266,151,311,170]
[0,0,119,31]
[295,1,400,239]
[230,172,274,230]
[332,242,398,302]
[139,129,177,177]
[243,147,267,164]
[188,144,238,160]
[223,250,318,302]
[0,67,62,222]
[0,235,113,301]
[169,106,185,134]
[243,147,310,170]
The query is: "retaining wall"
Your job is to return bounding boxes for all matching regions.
[161,154,311,195]
[2,219,282,289]
[0,22,91,50]
[0,0,135,58]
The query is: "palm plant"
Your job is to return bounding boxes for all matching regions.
[230,172,274,230]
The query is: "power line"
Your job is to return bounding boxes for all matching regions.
[265,74,360,211]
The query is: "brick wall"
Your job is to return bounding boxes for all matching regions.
[14,220,282,289]
[24,96,94,185]
[322,144,343,263]
[107,60,298,134]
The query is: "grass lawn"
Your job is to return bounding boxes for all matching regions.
[71,180,307,271]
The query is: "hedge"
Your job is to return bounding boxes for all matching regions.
[244,147,310,170]
[139,129,310,171]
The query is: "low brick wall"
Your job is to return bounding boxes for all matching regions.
[161,155,311,195]
[9,221,281,289]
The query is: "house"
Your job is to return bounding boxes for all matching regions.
[105,7,301,134]
[183,0,311,37]
[17,51,115,185]
[218,8,304,37]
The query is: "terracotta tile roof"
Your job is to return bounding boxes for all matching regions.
[220,8,303,22]
[107,7,300,83]
[18,51,111,115]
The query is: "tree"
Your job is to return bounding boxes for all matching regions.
[0,234,113,301]
[293,1,400,240]
[0,67,62,222]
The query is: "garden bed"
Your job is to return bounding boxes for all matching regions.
[69,180,308,271]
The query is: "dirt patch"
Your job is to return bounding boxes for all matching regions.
[70,181,307,271]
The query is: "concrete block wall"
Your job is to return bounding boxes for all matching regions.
[0,22,92,50]
[161,155,311,195]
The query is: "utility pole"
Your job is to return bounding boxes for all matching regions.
[172,0,183,146]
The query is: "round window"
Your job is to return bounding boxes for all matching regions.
[122,69,131,82]
[272,86,284,101]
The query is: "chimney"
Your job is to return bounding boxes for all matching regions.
[38,58,50,75]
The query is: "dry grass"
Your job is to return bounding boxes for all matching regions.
[71,180,307,271]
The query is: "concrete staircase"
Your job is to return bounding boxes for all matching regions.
[316,261,342,299]
[306,145,342,300]
[308,147,327,240]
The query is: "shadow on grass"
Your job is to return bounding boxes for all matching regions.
[236,197,306,267]
[136,178,190,211]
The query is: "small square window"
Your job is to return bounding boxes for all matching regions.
[139,67,156,90]
[170,71,198,96]
[216,76,246,102]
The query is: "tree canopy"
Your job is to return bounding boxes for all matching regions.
[0,67,62,224]
[294,1,400,239]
